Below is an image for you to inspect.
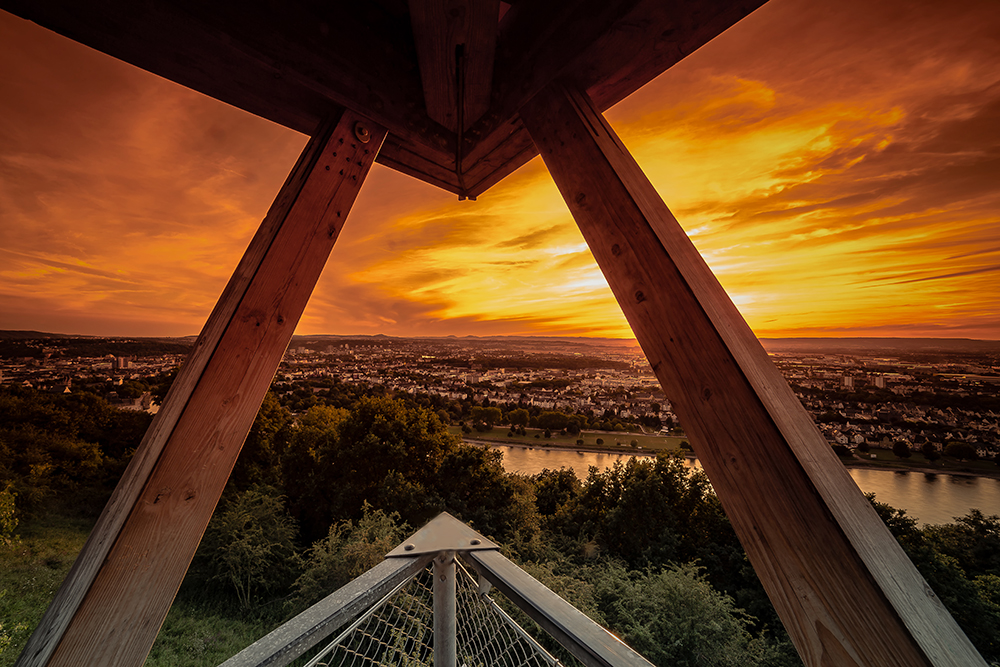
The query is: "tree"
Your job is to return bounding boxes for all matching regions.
[470,406,502,426]
[945,442,977,461]
[508,408,529,427]
[538,411,569,431]
[892,441,911,459]
[921,442,940,462]
[232,391,293,490]
[533,468,581,516]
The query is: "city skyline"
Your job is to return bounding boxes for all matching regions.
[2,0,999,341]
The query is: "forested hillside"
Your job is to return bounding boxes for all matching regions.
[2,385,998,665]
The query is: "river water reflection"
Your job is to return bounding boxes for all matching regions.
[493,444,1000,526]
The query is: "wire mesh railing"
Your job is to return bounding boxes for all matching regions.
[221,513,651,667]
[300,560,566,667]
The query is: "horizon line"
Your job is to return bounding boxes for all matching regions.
[2,329,999,344]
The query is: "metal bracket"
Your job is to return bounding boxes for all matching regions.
[386,512,499,558]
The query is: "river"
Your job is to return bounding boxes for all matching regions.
[492,444,1000,526]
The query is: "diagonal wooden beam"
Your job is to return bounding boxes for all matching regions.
[409,0,499,133]
[519,81,986,667]
[459,0,767,198]
[16,109,386,667]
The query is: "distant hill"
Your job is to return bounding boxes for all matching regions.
[2,330,997,355]
[0,331,194,359]
[0,330,90,340]
[291,333,638,346]
[759,337,1000,355]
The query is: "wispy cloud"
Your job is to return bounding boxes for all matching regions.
[1,0,998,339]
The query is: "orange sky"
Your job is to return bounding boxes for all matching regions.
[1,0,998,340]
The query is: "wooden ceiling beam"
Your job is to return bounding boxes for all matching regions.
[1,0,460,187]
[1,0,330,138]
[409,0,499,133]
[461,0,767,197]
[0,0,764,198]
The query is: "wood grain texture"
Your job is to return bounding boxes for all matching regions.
[16,110,386,667]
[519,81,986,667]
[1,0,450,173]
[0,0,761,197]
[409,0,499,132]
[462,0,768,197]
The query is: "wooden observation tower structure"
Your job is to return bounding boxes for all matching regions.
[2,1,986,665]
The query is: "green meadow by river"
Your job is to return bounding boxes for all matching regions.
[447,425,686,453]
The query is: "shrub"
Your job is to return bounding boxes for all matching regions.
[596,438,604,445]
[200,486,300,609]
[292,506,408,610]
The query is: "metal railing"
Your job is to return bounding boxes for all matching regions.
[221,513,653,667]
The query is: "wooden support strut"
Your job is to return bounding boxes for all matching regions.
[17,109,386,667]
[409,0,498,134]
[518,82,987,667]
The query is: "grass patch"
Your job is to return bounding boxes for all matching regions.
[0,514,287,667]
[847,448,1000,476]
[145,596,280,667]
[0,515,92,666]
[449,426,686,453]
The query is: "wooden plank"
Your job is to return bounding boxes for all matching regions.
[378,138,463,195]
[518,81,986,667]
[16,109,386,667]
[409,0,499,132]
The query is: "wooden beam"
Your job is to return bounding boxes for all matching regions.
[519,81,986,667]
[16,110,386,667]
[463,0,767,197]
[1,0,451,173]
[1,0,762,197]
[409,0,499,133]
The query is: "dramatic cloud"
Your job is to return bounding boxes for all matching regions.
[1,0,998,339]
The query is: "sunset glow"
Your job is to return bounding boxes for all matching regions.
[1,0,998,339]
